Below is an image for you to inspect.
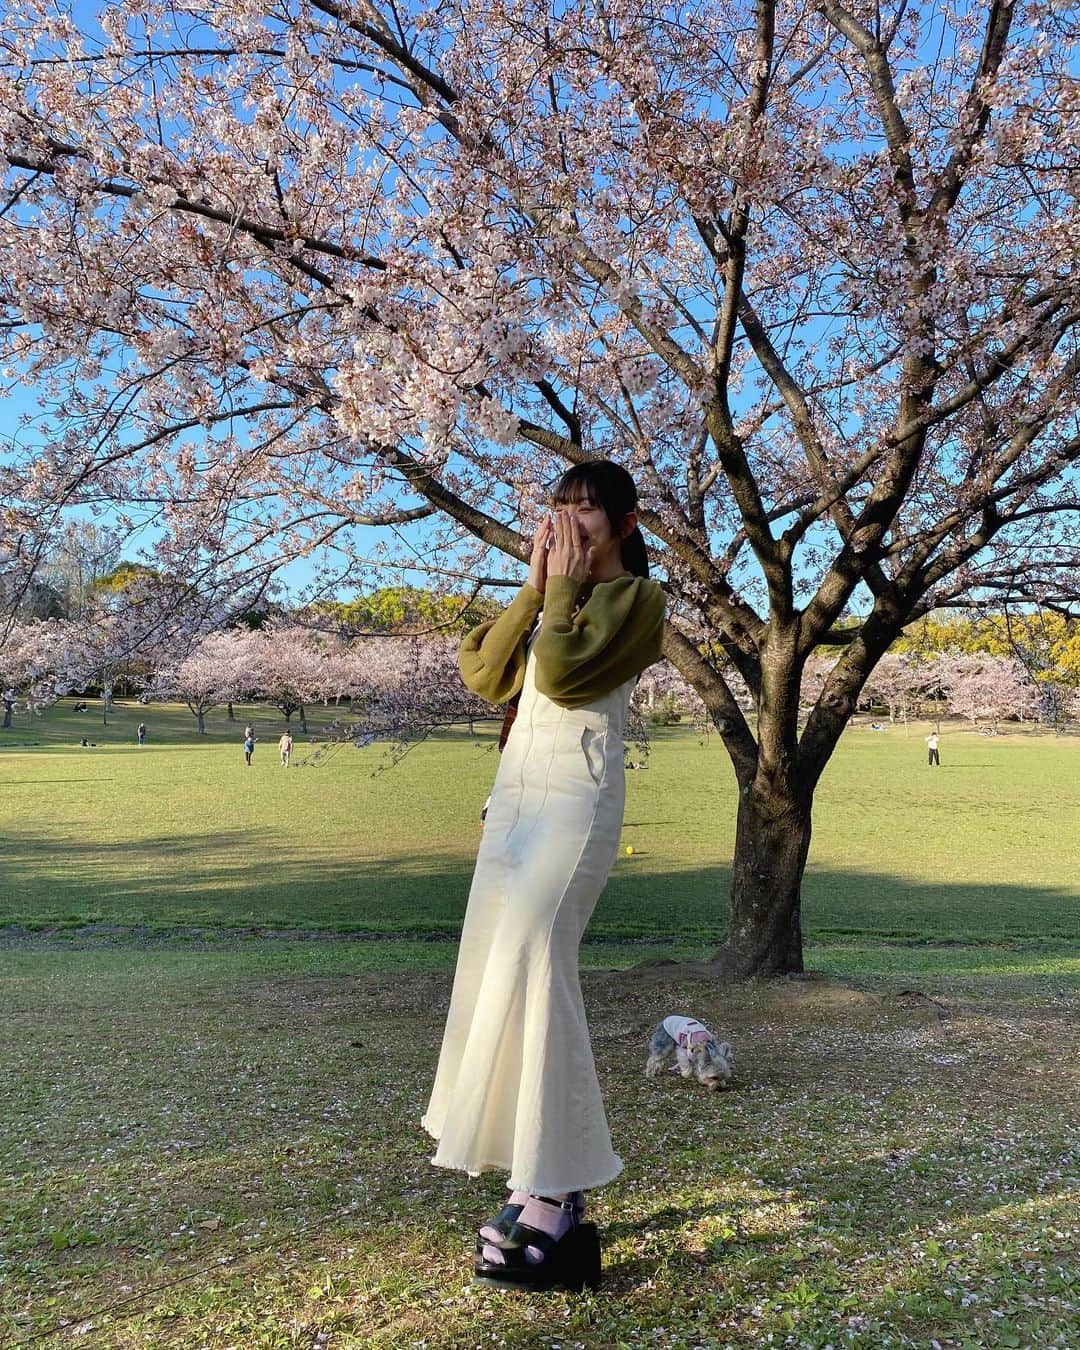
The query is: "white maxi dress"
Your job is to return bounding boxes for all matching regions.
[421,634,633,1194]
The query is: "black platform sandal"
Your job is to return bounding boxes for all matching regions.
[474,1197,526,1254]
[473,1196,602,1293]
[474,1191,585,1255]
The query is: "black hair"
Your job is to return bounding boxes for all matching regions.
[551,460,649,578]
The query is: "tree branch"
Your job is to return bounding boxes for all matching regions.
[662,623,758,782]
[817,1,919,224]
[925,2,1016,220]
[7,143,385,280]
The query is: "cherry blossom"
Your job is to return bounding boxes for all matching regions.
[864,653,940,726]
[153,629,257,733]
[939,654,1037,733]
[0,620,73,727]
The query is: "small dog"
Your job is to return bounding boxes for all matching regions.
[645,1015,734,1091]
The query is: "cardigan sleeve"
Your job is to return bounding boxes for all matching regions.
[531,574,666,707]
[458,583,544,703]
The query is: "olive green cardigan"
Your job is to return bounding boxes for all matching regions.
[459,573,666,709]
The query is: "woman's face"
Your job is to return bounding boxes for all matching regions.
[553,497,621,559]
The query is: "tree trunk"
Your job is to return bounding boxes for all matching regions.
[227,701,234,720]
[2,698,12,729]
[197,710,205,734]
[715,779,811,978]
[299,702,307,733]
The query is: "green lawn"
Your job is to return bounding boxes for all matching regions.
[1,700,1077,1347]
[2,697,1078,947]
[1,947,1076,1348]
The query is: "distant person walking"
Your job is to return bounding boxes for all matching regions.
[137,722,146,746]
[926,731,940,766]
[243,731,256,766]
[278,730,293,767]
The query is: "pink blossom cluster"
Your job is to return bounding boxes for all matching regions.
[152,622,495,741]
[936,653,1040,731]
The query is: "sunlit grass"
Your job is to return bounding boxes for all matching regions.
[2,697,1079,946]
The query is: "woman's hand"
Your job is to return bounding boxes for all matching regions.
[547,511,594,585]
[526,516,553,594]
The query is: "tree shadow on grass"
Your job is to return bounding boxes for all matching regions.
[0,827,1078,945]
[0,777,111,785]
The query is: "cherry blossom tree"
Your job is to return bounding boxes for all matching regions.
[864,652,938,727]
[635,659,710,721]
[1,605,148,724]
[64,573,242,720]
[2,1,1079,973]
[798,654,837,715]
[249,627,315,731]
[63,613,137,724]
[339,633,491,741]
[0,574,249,725]
[249,623,358,730]
[154,628,255,732]
[940,653,1034,733]
[0,620,73,727]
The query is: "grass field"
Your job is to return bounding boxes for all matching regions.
[2,697,1079,949]
[1,700,1077,1347]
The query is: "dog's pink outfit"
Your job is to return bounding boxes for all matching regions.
[662,1015,711,1073]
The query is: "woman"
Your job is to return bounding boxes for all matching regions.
[421,461,665,1292]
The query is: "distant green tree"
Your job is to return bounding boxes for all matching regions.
[307,586,500,637]
[92,561,161,595]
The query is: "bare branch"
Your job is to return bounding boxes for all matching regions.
[662,623,758,782]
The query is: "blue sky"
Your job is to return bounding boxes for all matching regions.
[3,0,1075,617]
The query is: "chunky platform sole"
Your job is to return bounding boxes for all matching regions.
[473,1221,602,1293]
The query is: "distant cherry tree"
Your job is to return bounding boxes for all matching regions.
[0,621,72,728]
[941,654,1035,734]
[155,630,256,733]
[864,652,939,727]
[247,626,331,732]
[340,634,490,742]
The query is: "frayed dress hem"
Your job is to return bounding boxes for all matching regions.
[422,1118,624,1191]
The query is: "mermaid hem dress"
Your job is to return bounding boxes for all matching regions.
[421,636,634,1194]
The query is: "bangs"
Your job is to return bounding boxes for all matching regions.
[551,470,600,508]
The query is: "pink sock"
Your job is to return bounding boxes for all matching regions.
[481,1194,573,1266]
[477,1187,530,1244]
